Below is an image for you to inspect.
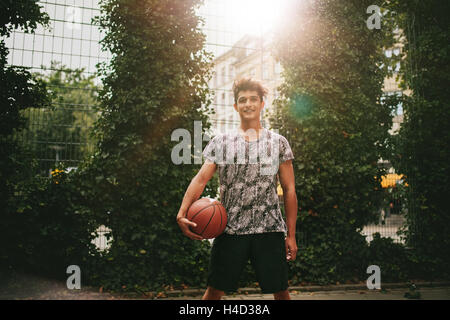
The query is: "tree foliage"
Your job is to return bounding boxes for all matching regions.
[0,1,50,216]
[0,0,50,134]
[0,0,54,272]
[387,0,450,279]
[271,0,397,284]
[76,0,217,292]
[18,61,99,175]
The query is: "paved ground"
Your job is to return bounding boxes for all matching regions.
[1,270,449,300]
[206,287,450,300]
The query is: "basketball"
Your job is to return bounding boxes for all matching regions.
[186,198,227,239]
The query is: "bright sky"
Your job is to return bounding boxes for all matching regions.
[198,0,295,56]
[3,0,296,75]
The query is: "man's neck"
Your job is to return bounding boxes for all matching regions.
[238,120,263,141]
[239,117,263,131]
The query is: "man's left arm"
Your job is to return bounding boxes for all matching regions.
[279,159,298,261]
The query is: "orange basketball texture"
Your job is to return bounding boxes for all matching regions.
[186,198,227,239]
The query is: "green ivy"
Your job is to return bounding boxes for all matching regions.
[271,0,397,284]
[75,0,217,292]
[387,0,450,280]
[0,0,53,272]
[367,233,410,282]
[0,165,95,279]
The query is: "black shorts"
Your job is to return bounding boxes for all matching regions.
[206,232,288,294]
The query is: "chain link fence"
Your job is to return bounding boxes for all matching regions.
[4,0,408,246]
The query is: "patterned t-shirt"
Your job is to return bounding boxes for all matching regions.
[202,128,294,235]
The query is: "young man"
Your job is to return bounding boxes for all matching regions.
[176,78,298,300]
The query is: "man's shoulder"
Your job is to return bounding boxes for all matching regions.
[207,130,239,143]
[265,129,288,142]
[206,129,289,144]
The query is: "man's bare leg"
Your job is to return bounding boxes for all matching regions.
[273,289,291,300]
[202,286,225,300]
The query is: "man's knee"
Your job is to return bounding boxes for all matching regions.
[202,286,225,300]
[273,289,290,300]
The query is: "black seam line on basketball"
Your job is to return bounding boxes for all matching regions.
[200,204,215,236]
[190,203,215,221]
[218,203,224,232]
[218,204,222,232]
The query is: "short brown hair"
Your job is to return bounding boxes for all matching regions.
[232,78,268,104]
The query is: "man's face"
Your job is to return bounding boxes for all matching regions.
[233,90,265,121]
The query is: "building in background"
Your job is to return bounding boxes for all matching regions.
[209,34,406,138]
[384,45,406,135]
[208,34,283,135]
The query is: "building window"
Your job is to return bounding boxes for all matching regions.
[262,64,268,80]
[395,91,403,115]
[387,62,401,73]
[221,66,226,85]
[245,40,255,56]
[229,65,235,80]
[274,62,282,75]
[383,91,403,116]
[396,102,403,115]
[385,48,400,72]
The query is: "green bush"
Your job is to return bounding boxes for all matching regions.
[75,0,217,292]
[0,165,94,280]
[367,233,410,282]
[271,0,395,285]
[387,0,450,280]
[288,216,369,285]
